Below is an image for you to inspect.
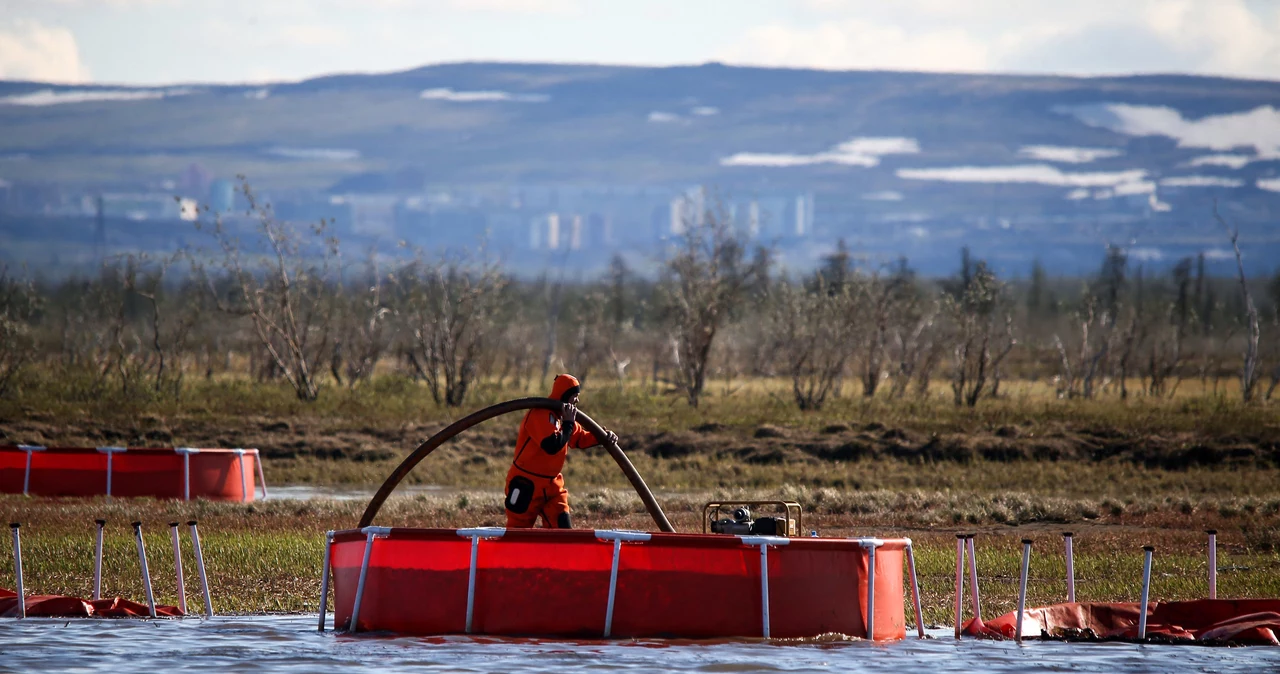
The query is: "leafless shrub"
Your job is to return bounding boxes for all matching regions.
[1052,293,1117,399]
[115,254,198,398]
[944,261,1016,407]
[191,178,337,401]
[850,263,916,398]
[396,251,507,407]
[658,194,767,407]
[766,275,857,410]
[888,301,940,399]
[330,254,391,388]
[1214,202,1262,402]
[561,289,608,384]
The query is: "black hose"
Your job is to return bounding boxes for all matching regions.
[356,397,675,532]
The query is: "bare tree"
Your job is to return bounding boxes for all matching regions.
[659,194,767,408]
[561,290,609,384]
[1144,304,1185,397]
[397,253,507,407]
[944,262,1017,407]
[1214,202,1262,402]
[1113,306,1148,400]
[855,268,911,397]
[331,254,391,388]
[1052,293,1119,399]
[767,275,857,410]
[192,179,337,401]
[117,254,199,398]
[888,302,939,399]
[1144,259,1194,397]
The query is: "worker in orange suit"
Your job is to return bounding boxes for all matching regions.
[505,374,617,529]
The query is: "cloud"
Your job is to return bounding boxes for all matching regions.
[729,0,1280,80]
[420,87,549,102]
[0,88,184,105]
[349,0,578,13]
[449,0,577,12]
[1064,104,1280,157]
[1018,145,1122,163]
[0,20,90,83]
[1255,178,1280,193]
[267,147,360,161]
[1141,0,1280,80]
[1159,175,1245,188]
[722,136,919,168]
[647,111,681,123]
[1184,154,1253,169]
[718,19,989,72]
[278,24,349,48]
[897,164,1148,188]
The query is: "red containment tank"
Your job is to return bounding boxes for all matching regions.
[328,527,910,640]
[0,446,265,501]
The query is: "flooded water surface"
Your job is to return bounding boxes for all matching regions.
[2,617,1278,673]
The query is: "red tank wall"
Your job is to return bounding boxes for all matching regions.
[331,528,908,640]
[0,446,257,501]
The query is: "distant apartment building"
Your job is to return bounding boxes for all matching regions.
[529,212,606,251]
[671,188,813,240]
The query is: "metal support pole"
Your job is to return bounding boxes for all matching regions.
[1206,530,1217,600]
[756,544,771,638]
[604,538,622,638]
[19,445,43,496]
[317,531,334,631]
[98,447,125,498]
[1138,545,1154,640]
[132,522,157,618]
[1016,539,1031,642]
[93,519,106,601]
[234,449,249,502]
[464,535,480,634]
[10,523,23,619]
[254,450,269,500]
[175,448,197,502]
[1063,532,1076,603]
[865,542,877,641]
[966,534,982,622]
[596,529,650,639]
[954,534,965,639]
[905,539,926,639]
[348,527,390,633]
[169,523,186,614]
[188,521,213,618]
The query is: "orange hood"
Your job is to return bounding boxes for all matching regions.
[550,374,580,402]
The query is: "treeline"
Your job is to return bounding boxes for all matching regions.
[1,183,1278,410]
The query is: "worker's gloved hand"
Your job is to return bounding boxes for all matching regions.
[561,402,578,429]
[604,429,619,445]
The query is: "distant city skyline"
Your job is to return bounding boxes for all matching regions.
[1,0,1278,85]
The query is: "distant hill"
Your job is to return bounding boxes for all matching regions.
[1,62,1278,275]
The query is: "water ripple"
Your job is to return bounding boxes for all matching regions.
[0,616,1276,673]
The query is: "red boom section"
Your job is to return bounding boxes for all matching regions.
[0,446,261,501]
[330,528,907,640]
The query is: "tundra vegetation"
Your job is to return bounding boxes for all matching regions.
[1,182,1279,618]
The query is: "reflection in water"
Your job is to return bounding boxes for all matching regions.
[1,616,1277,673]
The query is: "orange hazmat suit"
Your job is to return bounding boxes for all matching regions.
[504,374,600,528]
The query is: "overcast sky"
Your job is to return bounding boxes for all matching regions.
[1,0,1278,85]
